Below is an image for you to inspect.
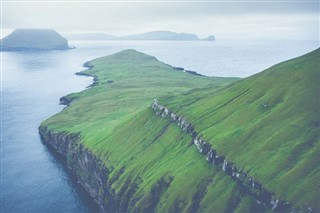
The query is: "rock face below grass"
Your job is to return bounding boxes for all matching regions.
[0,29,71,51]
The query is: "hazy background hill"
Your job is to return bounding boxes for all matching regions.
[66,31,215,41]
[67,33,118,40]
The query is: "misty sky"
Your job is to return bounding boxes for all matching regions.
[1,1,319,40]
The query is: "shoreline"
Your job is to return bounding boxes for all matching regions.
[39,61,104,210]
[37,52,239,212]
[59,62,96,106]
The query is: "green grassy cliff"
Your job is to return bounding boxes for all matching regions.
[40,48,319,212]
[160,48,320,211]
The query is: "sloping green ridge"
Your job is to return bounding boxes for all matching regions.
[42,50,263,212]
[160,48,320,211]
[44,49,235,143]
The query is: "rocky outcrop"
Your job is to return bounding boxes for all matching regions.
[151,99,295,212]
[171,66,204,77]
[38,125,173,213]
[59,96,75,106]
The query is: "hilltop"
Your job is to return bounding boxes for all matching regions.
[0,29,71,51]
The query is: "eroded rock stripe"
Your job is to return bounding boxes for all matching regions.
[151,99,294,212]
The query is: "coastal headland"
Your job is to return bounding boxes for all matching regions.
[39,49,319,213]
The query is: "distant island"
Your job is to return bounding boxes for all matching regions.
[202,35,215,41]
[0,29,72,51]
[67,30,215,41]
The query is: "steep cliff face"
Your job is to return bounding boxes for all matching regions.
[39,103,298,213]
[38,126,116,212]
[1,29,71,51]
[39,112,266,213]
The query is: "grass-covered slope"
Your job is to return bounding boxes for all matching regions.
[42,50,259,212]
[43,50,234,147]
[94,109,263,213]
[161,48,320,211]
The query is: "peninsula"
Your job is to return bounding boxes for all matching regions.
[0,29,72,51]
[39,49,319,213]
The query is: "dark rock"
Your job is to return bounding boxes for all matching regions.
[173,66,184,71]
[185,70,204,77]
[38,126,116,213]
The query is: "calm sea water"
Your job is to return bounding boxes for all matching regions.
[1,39,318,212]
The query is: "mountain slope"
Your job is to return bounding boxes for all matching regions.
[160,48,320,211]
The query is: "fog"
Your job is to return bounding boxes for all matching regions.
[1,1,319,40]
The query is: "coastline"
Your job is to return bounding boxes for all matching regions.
[37,52,241,212]
[38,58,207,212]
[38,49,318,213]
[39,62,108,210]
